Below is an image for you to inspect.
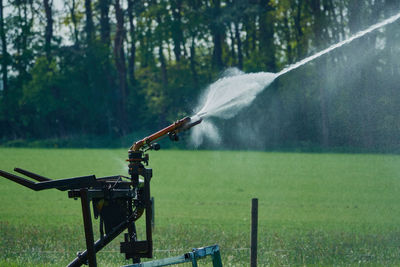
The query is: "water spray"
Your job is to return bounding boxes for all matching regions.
[190,11,400,147]
[276,11,400,77]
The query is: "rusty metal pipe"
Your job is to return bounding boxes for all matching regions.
[130,116,202,151]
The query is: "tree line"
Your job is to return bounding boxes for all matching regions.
[0,0,399,151]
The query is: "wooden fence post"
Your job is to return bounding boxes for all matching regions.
[251,198,258,267]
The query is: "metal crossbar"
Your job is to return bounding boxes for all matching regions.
[122,245,222,267]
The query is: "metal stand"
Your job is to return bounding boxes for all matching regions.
[122,245,222,267]
[80,189,97,267]
[67,166,153,267]
[0,116,219,267]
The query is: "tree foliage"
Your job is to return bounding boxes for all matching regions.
[0,0,399,151]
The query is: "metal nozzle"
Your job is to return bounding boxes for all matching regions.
[181,116,203,131]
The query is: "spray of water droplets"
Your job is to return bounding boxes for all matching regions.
[190,11,400,147]
[190,69,277,146]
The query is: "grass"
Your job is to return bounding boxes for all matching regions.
[0,148,400,266]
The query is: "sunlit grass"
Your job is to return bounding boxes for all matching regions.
[1,148,400,266]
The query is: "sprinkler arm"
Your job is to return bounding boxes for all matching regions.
[130,116,202,151]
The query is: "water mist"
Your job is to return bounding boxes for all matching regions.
[190,11,400,147]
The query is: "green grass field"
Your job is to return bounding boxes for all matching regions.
[1,148,400,266]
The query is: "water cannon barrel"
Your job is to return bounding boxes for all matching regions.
[181,116,202,131]
[130,116,202,151]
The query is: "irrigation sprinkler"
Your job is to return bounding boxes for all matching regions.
[0,116,220,267]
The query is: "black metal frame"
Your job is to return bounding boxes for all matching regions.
[0,150,154,267]
[0,116,205,267]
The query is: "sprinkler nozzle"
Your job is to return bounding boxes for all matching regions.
[182,116,203,131]
[130,116,202,151]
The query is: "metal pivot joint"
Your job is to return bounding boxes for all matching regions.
[122,150,153,260]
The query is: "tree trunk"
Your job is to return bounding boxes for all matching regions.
[114,0,127,133]
[338,0,346,40]
[21,0,33,77]
[154,8,168,126]
[228,25,236,64]
[234,21,243,70]
[348,0,363,34]
[190,35,198,88]
[127,0,136,83]
[243,15,250,59]
[22,1,28,56]
[159,44,168,91]
[294,0,305,59]
[385,0,398,76]
[0,0,8,95]
[171,0,183,62]
[155,12,168,90]
[140,17,154,68]
[69,0,80,47]
[43,0,53,58]
[259,0,276,72]
[311,0,329,147]
[99,0,110,46]
[85,0,94,44]
[211,0,224,70]
[325,0,340,43]
[283,13,293,64]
